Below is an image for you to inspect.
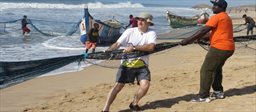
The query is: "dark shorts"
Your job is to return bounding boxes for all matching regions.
[116,66,150,84]
[247,23,255,30]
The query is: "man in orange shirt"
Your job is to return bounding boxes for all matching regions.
[180,0,234,102]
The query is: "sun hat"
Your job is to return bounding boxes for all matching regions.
[210,0,228,9]
[136,12,154,26]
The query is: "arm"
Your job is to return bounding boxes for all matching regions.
[126,20,132,28]
[180,26,212,45]
[200,32,210,41]
[105,42,121,51]
[244,18,249,25]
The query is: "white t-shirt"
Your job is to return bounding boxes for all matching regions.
[79,18,86,35]
[117,27,157,65]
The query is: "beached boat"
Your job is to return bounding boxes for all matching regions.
[166,10,209,28]
[82,7,122,44]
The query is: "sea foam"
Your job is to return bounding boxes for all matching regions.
[0,2,144,10]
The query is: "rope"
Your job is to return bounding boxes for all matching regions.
[65,20,81,36]
[197,35,256,51]
[0,19,21,23]
[28,19,59,36]
[83,59,118,69]
[233,24,246,33]
[1,18,81,37]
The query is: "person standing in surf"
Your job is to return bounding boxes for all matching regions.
[126,14,138,28]
[21,15,30,36]
[180,0,234,102]
[102,12,157,111]
[85,23,100,53]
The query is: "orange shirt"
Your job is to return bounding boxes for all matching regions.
[206,12,234,50]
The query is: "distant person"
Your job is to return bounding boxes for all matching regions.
[85,23,100,53]
[242,14,255,35]
[21,15,30,36]
[180,0,234,102]
[102,12,156,111]
[126,14,138,28]
[79,18,87,45]
[228,8,231,13]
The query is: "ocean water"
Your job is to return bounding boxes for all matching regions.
[0,0,255,79]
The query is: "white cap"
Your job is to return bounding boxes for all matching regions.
[136,12,154,26]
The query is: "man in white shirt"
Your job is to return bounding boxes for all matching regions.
[102,12,157,112]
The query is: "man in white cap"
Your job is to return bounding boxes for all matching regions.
[102,12,157,111]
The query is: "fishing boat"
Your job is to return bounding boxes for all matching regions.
[166,10,209,28]
[82,7,122,45]
[0,7,123,88]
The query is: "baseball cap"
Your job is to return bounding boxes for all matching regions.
[136,12,154,26]
[210,0,228,9]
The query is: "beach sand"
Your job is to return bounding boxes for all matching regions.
[1,6,255,112]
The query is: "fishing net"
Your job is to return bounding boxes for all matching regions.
[0,55,84,89]
[0,19,80,37]
[197,35,256,51]
[82,42,180,69]
[233,35,256,57]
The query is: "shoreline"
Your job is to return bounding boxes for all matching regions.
[1,5,256,112]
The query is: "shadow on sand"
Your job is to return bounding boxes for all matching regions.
[118,84,256,112]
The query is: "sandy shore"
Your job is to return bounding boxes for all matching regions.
[1,6,256,112]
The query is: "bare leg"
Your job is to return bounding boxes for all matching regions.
[102,83,125,111]
[132,80,150,105]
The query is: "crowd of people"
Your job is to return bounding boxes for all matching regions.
[100,0,254,111]
[19,0,255,111]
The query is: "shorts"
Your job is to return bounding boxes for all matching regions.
[116,66,150,84]
[80,34,87,44]
[247,23,255,30]
[22,27,30,33]
[85,41,97,49]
